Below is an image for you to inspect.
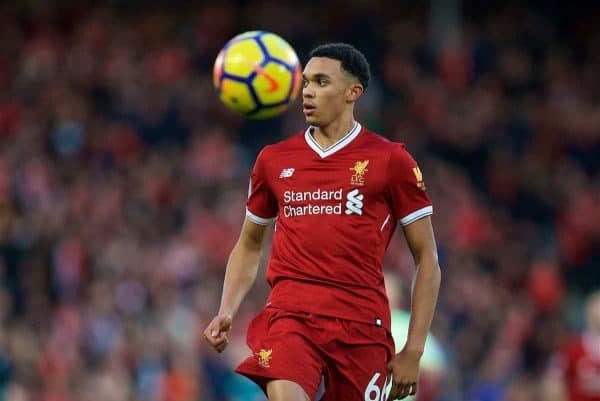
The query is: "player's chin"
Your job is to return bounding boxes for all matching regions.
[304,114,319,125]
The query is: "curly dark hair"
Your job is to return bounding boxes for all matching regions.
[309,43,371,90]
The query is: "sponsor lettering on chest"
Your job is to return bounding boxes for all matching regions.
[279,159,373,218]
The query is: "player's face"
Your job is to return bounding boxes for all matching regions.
[301,57,360,126]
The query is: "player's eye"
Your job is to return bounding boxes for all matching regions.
[302,78,309,88]
[318,79,328,86]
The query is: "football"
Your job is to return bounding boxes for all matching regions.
[213,31,302,119]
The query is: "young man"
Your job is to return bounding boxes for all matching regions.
[203,43,441,401]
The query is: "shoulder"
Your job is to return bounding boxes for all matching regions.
[360,129,394,147]
[360,129,409,157]
[356,129,419,175]
[257,130,305,160]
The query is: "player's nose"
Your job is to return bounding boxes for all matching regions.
[302,84,315,98]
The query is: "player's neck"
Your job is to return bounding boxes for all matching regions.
[311,114,357,149]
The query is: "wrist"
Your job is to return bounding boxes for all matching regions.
[401,346,424,358]
[217,307,234,319]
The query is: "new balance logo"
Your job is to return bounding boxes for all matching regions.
[279,168,295,178]
[345,188,364,215]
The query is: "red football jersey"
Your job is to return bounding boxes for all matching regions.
[246,123,432,330]
[551,333,600,401]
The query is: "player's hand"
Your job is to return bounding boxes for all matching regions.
[203,314,233,353]
[387,348,422,400]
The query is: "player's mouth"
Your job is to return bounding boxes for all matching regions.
[303,103,316,116]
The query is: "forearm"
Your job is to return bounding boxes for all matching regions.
[405,253,441,354]
[217,241,262,319]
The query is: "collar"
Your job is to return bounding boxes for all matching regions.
[304,122,362,158]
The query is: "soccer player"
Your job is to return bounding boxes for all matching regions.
[203,43,441,401]
[542,291,600,401]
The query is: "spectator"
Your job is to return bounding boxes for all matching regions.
[542,291,600,401]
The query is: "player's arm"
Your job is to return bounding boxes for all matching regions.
[388,216,441,400]
[203,217,272,353]
[402,216,440,355]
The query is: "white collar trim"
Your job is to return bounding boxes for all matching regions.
[304,122,362,158]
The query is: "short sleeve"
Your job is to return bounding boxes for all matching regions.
[246,148,278,225]
[387,145,433,226]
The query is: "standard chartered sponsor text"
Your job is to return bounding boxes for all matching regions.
[283,188,343,217]
[283,188,343,203]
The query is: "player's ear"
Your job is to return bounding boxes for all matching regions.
[346,82,363,103]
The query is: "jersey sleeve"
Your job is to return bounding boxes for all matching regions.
[387,144,433,226]
[246,147,278,225]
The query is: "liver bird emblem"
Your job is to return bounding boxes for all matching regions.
[256,348,273,367]
[350,160,369,185]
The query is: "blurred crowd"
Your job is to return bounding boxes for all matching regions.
[0,1,598,401]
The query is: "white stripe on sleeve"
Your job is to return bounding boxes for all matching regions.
[399,205,433,226]
[246,209,276,225]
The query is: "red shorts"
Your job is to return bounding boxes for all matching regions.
[235,306,395,401]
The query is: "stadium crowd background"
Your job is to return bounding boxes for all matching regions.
[0,1,598,400]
